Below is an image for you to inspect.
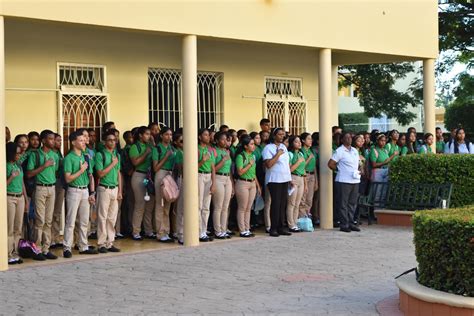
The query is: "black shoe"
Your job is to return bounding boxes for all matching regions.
[44,252,58,260]
[265,228,270,234]
[178,240,184,245]
[333,221,341,228]
[107,246,121,253]
[340,226,351,233]
[17,258,23,264]
[132,235,143,241]
[240,233,252,238]
[50,243,63,249]
[158,238,175,243]
[350,224,361,232]
[199,236,210,242]
[89,232,97,240]
[98,247,108,254]
[289,228,301,233]
[215,235,227,240]
[278,230,292,236]
[269,231,280,237]
[63,250,72,258]
[32,253,46,261]
[227,231,236,236]
[79,248,99,255]
[8,260,18,265]
[145,233,157,239]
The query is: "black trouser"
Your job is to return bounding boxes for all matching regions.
[335,182,359,229]
[268,182,289,232]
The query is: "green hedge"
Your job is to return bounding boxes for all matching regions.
[413,207,474,297]
[390,154,474,207]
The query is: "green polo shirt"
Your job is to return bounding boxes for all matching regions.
[96,142,106,152]
[301,147,316,173]
[436,141,445,154]
[7,162,23,194]
[385,142,400,163]
[64,151,91,187]
[289,150,306,176]
[235,151,256,180]
[400,146,408,156]
[370,147,390,166]
[230,144,238,160]
[175,149,183,165]
[253,145,263,162]
[152,143,175,171]
[129,142,152,173]
[18,152,29,166]
[95,149,121,186]
[27,148,59,185]
[419,145,433,155]
[215,148,232,174]
[198,145,215,173]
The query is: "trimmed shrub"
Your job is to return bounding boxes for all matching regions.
[413,207,474,297]
[390,154,474,207]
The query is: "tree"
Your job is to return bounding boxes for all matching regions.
[444,72,474,135]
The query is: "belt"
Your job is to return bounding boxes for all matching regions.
[216,172,230,176]
[199,171,211,174]
[69,185,88,189]
[37,183,55,187]
[99,184,117,189]
[135,170,147,174]
[161,168,172,172]
[239,178,255,182]
[292,173,306,177]
[7,193,22,198]
[307,171,316,175]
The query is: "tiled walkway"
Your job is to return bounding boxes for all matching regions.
[0,225,415,315]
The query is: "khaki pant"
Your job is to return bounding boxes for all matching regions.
[211,175,232,235]
[175,176,184,241]
[287,175,305,229]
[198,173,212,237]
[64,188,90,252]
[115,198,123,234]
[154,169,173,238]
[7,195,25,259]
[34,185,56,253]
[131,171,155,236]
[264,186,271,230]
[235,180,257,233]
[97,186,119,248]
[300,173,316,217]
[52,181,65,244]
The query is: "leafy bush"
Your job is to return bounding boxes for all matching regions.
[390,154,474,207]
[338,112,369,133]
[413,207,474,297]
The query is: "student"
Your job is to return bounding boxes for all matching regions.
[299,133,318,219]
[385,130,400,163]
[286,135,307,233]
[435,128,445,154]
[259,130,270,147]
[235,135,260,237]
[96,121,116,152]
[87,128,97,152]
[262,128,292,237]
[95,130,122,253]
[250,131,265,228]
[332,126,342,136]
[6,142,28,264]
[259,118,271,134]
[63,131,98,258]
[444,128,458,154]
[51,134,65,248]
[26,129,60,260]
[419,133,435,154]
[173,132,185,244]
[148,122,160,146]
[219,124,229,133]
[398,134,408,156]
[129,126,155,241]
[27,131,41,151]
[211,131,233,239]
[328,132,361,233]
[13,134,29,165]
[152,127,176,243]
[197,128,216,242]
[446,128,474,154]
[228,129,238,159]
[369,134,394,183]
[405,131,418,155]
[120,130,135,236]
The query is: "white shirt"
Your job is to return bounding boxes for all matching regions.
[446,141,474,154]
[331,145,360,184]
[262,143,291,185]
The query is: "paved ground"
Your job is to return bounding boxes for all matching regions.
[0,225,415,315]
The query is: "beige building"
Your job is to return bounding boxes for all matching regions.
[0,0,439,270]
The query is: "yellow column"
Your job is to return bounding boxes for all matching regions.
[332,64,339,128]
[0,16,8,271]
[423,59,436,152]
[318,48,333,230]
[182,35,200,246]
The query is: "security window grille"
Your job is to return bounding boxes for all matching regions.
[148,68,223,131]
[264,76,307,135]
[58,63,106,91]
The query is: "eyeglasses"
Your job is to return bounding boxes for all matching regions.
[106,138,116,142]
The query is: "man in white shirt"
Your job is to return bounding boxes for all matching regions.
[328,132,361,233]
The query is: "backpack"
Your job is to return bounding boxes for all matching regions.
[161,174,180,203]
[18,239,42,258]
[24,150,40,197]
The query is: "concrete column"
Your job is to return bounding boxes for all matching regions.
[182,35,200,246]
[331,65,339,127]
[423,59,436,152]
[0,16,7,271]
[318,48,333,230]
